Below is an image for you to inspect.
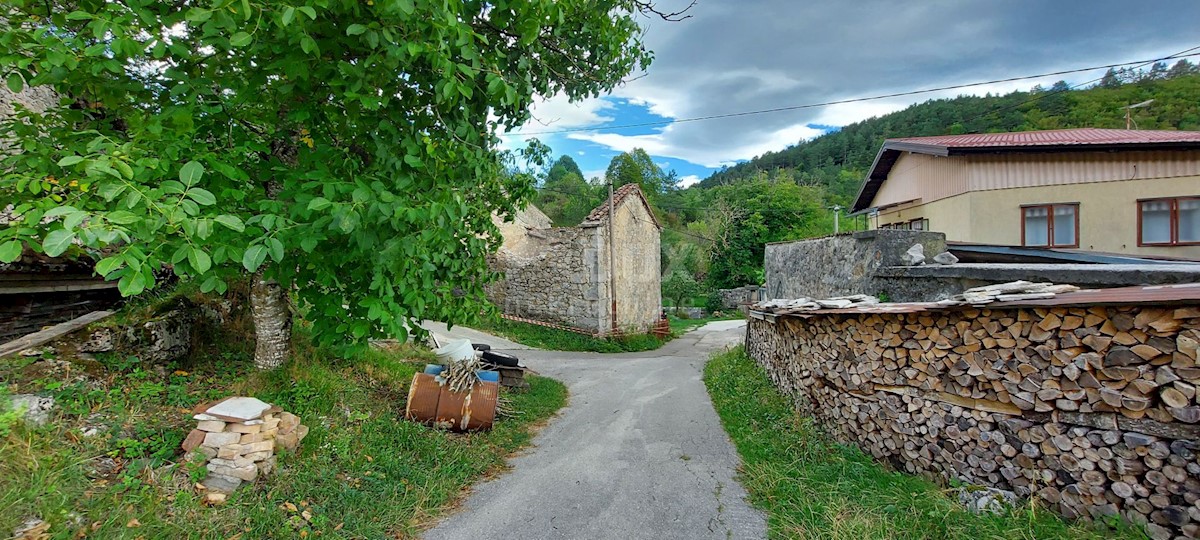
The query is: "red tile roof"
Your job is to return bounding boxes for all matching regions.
[851,128,1200,212]
[583,183,661,229]
[888,128,1200,149]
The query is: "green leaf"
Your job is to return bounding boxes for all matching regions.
[179,160,204,186]
[42,229,75,257]
[118,271,147,296]
[57,155,84,167]
[215,214,245,232]
[346,24,367,36]
[404,154,423,169]
[308,197,332,211]
[200,275,224,293]
[185,8,212,22]
[398,0,414,15]
[230,32,252,47]
[298,6,317,19]
[267,237,284,262]
[95,255,124,277]
[6,73,22,94]
[281,6,296,25]
[66,11,93,20]
[0,241,22,263]
[187,188,216,206]
[188,247,212,273]
[106,210,139,225]
[242,244,268,272]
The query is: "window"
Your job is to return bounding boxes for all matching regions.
[1022,203,1078,248]
[908,218,929,231]
[1139,197,1200,246]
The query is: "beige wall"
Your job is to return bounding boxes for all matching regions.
[605,195,662,333]
[877,176,1200,259]
[872,150,1200,210]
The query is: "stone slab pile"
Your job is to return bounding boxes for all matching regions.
[748,302,1200,539]
[181,397,309,500]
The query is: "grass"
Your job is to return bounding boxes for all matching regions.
[702,346,1144,540]
[667,313,744,334]
[471,317,666,353]
[471,313,746,353]
[1,322,566,539]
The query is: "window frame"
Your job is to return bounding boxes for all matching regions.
[1020,202,1079,249]
[908,218,929,231]
[1138,196,1200,247]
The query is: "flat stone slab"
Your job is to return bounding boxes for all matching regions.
[201,397,271,422]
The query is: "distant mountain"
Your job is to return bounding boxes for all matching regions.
[697,62,1200,206]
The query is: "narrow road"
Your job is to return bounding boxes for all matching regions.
[421,320,767,540]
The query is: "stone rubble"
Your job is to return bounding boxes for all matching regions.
[752,281,1082,316]
[902,243,926,265]
[956,486,1019,515]
[181,396,309,502]
[8,394,55,427]
[933,251,960,265]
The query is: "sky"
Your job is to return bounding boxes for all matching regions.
[498,0,1200,188]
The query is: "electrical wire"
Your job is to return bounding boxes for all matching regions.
[509,50,1200,136]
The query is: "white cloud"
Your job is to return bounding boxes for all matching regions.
[568,122,826,168]
[677,175,702,188]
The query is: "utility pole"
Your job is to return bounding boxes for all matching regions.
[608,178,617,336]
[1124,99,1154,130]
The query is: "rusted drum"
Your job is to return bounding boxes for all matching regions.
[434,381,499,431]
[405,373,442,424]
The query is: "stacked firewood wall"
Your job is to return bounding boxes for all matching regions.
[746,305,1200,539]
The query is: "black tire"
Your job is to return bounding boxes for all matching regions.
[471,343,491,352]
[480,350,519,367]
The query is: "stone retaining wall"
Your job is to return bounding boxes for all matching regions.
[747,303,1200,539]
[488,227,604,332]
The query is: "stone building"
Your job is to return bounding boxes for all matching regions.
[489,184,662,335]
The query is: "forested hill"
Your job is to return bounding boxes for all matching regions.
[698,61,1200,205]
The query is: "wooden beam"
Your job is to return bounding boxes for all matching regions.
[0,310,114,358]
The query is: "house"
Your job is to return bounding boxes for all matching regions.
[487,183,662,335]
[850,128,1200,258]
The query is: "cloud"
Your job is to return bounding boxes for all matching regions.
[552,0,1199,171]
[677,175,702,188]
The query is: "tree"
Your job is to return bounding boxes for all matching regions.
[545,155,584,185]
[0,0,659,368]
[661,270,700,314]
[604,148,670,194]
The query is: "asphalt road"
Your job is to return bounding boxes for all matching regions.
[422,320,767,540]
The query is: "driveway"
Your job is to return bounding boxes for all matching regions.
[422,320,767,540]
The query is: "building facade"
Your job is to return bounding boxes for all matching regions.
[851,129,1200,259]
[488,184,662,335]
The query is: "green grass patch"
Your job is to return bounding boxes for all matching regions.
[1,330,566,539]
[667,313,744,334]
[471,317,667,353]
[702,346,1143,540]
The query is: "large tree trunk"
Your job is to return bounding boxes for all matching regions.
[250,271,290,370]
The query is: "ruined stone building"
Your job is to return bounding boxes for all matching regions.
[489,183,662,335]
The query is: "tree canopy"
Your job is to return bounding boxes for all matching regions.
[0,0,655,347]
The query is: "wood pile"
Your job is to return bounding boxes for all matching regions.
[747,302,1200,539]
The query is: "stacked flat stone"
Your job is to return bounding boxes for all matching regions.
[181,396,309,500]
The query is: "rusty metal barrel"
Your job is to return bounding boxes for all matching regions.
[405,373,499,431]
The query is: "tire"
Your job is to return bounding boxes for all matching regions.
[480,350,519,368]
[472,343,491,352]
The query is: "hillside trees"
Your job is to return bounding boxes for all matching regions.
[0,0,658,369]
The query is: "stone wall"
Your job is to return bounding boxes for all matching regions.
[1,84,59,153]
[747,303,1200,538]
[489,226,604,332]
[718,285,762,309]
[764,230,950,302]
[609,194,662,334]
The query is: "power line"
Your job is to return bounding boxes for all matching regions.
[509,50,1200,136]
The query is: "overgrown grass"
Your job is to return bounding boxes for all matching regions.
[703,346,1144,540]
[667,313,744,334]
[1,327,566,539]
[471,317,667,353]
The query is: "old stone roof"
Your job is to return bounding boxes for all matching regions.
[581,183,661,229]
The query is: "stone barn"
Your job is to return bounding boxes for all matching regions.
[489,184,662,336]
